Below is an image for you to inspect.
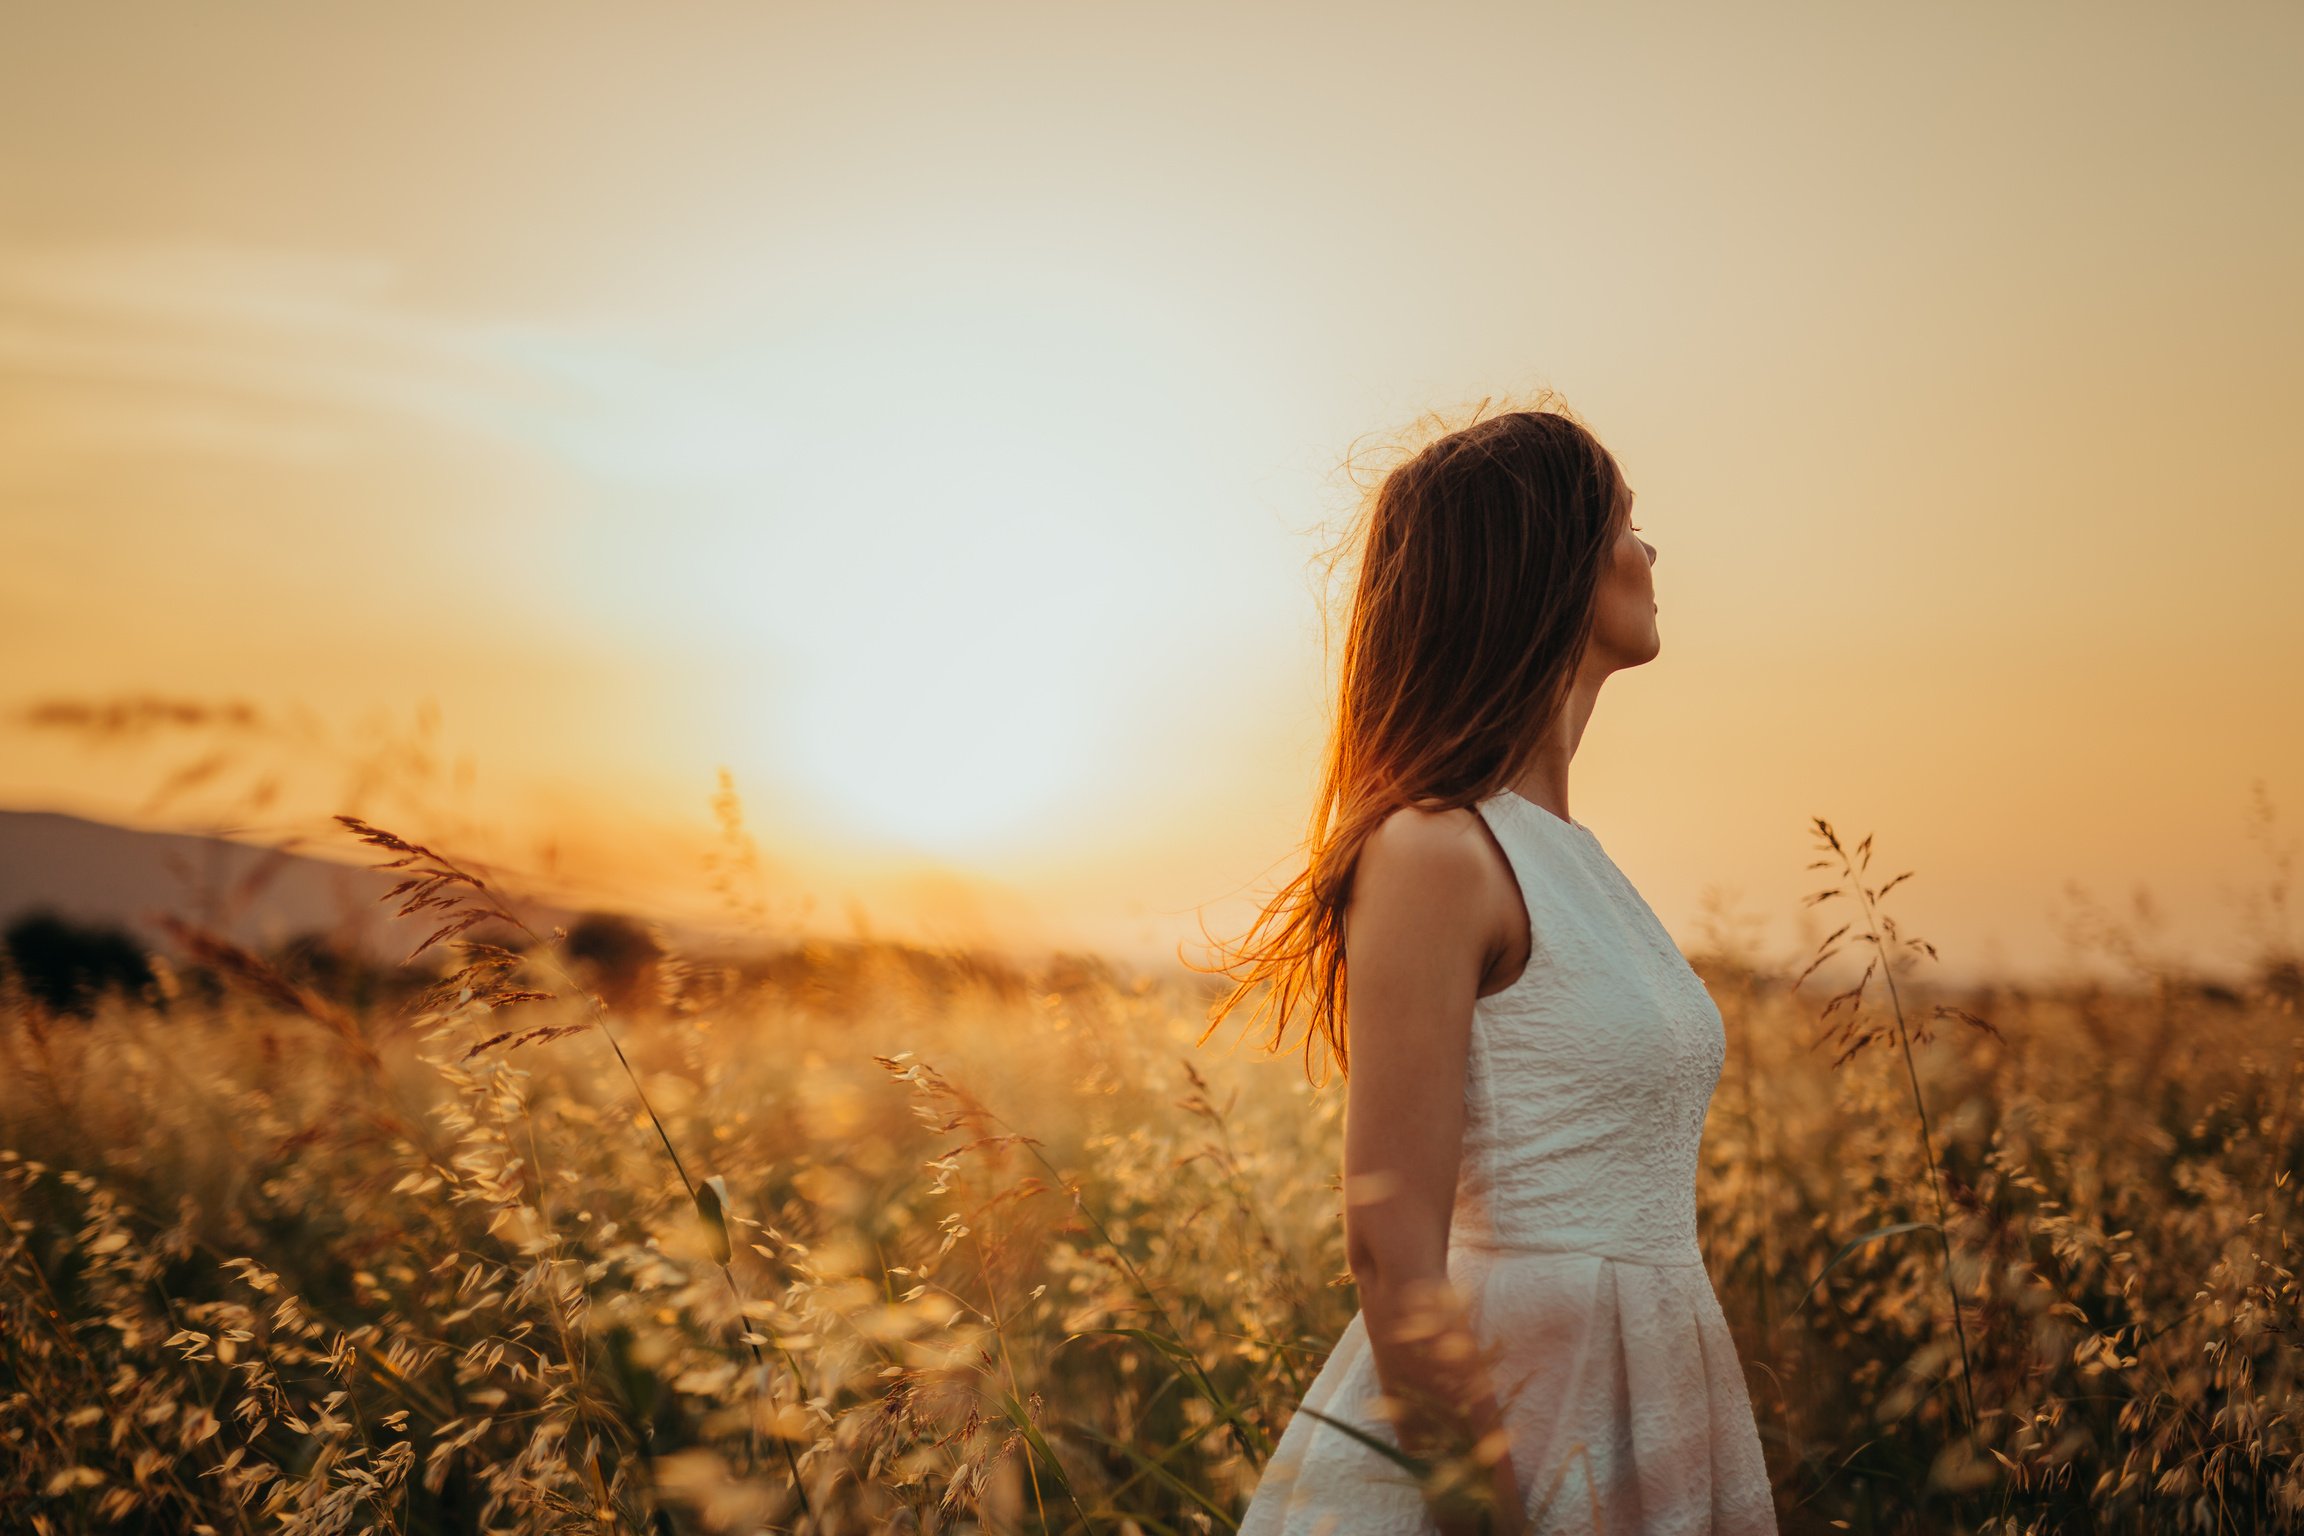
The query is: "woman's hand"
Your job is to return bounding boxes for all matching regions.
[1484,1450,1531,1536]
[1424,1427,1528,1536]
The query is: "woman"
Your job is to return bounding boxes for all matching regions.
[1207,405,1778,1535]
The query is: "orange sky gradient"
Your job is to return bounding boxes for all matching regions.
[3,2,2299,988]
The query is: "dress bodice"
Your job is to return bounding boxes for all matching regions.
[1450,788,1729,1268]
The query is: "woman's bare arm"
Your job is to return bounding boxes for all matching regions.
[1342,805,1527,1536]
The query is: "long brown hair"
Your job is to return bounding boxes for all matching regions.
[1192,398,1633,1084]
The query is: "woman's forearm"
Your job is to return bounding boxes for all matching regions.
[1357,1269,1526,1534]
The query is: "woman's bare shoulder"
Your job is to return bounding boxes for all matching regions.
[1345,802,1519,1045]
[1352,801,1512,938]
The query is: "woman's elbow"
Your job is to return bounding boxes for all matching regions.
[1345,1217,1448,1296]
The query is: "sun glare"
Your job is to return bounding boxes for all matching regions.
[530,259,1275,864]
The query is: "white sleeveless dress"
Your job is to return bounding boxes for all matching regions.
[1237,788,1778,1535]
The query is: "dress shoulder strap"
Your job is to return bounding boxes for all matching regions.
[1470,788,1560,887]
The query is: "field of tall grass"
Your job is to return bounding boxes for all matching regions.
[4,802,2302,1534]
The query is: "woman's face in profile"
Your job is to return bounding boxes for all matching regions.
[1588,491,1660,670]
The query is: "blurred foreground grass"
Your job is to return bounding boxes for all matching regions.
[3,831,2302,1535]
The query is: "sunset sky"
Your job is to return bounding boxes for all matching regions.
[3,2,2298,988]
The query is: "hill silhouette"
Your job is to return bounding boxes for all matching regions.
[0,807,584,964]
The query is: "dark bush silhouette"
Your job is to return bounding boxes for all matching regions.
[565,911,662,1011]
[272,929,405,1015]
[4,910,158,1018]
